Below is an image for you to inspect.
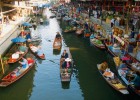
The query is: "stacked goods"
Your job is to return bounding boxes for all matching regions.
[113,83,126,89]
[113,57,121,67]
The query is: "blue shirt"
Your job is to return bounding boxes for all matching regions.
[21,59,28,68]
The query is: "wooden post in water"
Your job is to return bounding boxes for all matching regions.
[0,54,4,74]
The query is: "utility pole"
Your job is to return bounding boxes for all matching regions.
[101,0,103,25]
[0,0,3,36]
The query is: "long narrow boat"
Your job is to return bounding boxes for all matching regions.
[75,28,84,36]
[120,53,140,74]
[60,47,73,82]
[7,48,28,64]
[63,27,76,33]
[29,44,45,60]
[127,53,140,63]
[0,58,35,87]
[116,63,140,96]
[104,42,121,57]
[84,33,91,38]
[90,35,105,50]
[97,63,129,94]
[53,35,62,50]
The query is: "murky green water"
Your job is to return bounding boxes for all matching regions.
[0,9,139,100]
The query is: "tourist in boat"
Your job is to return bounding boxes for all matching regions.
[62,50,68,58]
[19,57,29,73]
[62,58,71,68]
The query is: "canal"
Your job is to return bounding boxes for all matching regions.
[0,9,139,100]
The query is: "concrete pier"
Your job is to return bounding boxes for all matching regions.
[0,17,31,55]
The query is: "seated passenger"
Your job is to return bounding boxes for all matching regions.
[62,50,68,58]
[19,57,29,73]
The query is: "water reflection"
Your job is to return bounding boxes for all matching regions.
[53,49,61,55]
[61,82,70,89]
[0,64,36,100]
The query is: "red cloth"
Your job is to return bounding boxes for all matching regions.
[122,57,130,61]
[27,59,34,64]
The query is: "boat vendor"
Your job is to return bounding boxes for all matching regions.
[19,57,29,73]
[19,43,27,53]
[99,62,108,72]
[55,32,61,39]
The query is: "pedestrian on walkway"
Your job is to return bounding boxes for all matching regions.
[111,18,115,28]
[32,21,37,30]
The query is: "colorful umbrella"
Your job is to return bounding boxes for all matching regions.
[22,22,32,27]
[11,36,26,43]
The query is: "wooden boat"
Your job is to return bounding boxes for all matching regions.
[60,47,73,82]
[84,33,91,38]
[53,36,62,50]
[97,63,129,94]
[29,44,45,60]
[90,35,105,50]
[120,53,140,74]
[7,48,28,64]
[117,63,140,96]
[0,58,35,87]
[127,53,140,63]
[103,41,112,49]
[63,27,76,33]
[104,42,121,57]
[75,28,84,36]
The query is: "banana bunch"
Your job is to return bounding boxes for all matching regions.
[114,83,126,89]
